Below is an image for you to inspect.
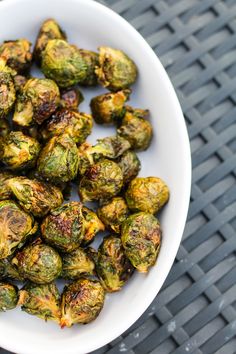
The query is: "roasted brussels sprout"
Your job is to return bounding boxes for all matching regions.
[0,119,10,138]
[95,46,137,92]
[0,58,16,118]
[0,171,14,200]
[13,78,60,126]
[82,206,105,246]
[117,106,153,150]
[37,133,79,183]
[18,282,61,323]
[121,212,161,272]
[12,243,62,284]
[0,39,32,74]
[0,131,41,170]
[60,87,84,109]
[79,49,99,86]
[117,150,140,185]
[79,159,123,202]
[0,200,37,259]
[41,39,87,88]
[13,75,27,93]
[8,176,63,217]
[0,282,18,311]
[125,177,169,214]
[61,248,95,279]
[90,89,130,125]
[61,278,105,327]
[96,235,134,292]
[41,202,85,252]
[34,19,66,65]
[41,109,93,144]
[0,257,24,281]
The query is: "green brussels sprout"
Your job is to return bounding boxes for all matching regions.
[79,49,99,86]
[37,133,79,184]
[97,197,129,234]
[61,248,95,280]
[18,282,61,323]
[0,257,24,281]
[8,176,64,217]
[60,87,84,109]
[0,282,18,311]
[96,235,134,292]
[125,177,169,214]
[0,118,10,138]
[82,206,105,246]
[0,131,41,170]
[13,78,60,126]
[61,278,105,327]
[34,18,66,65]
[0,39,32,74]
[90,89,130,125]
[12,243,62,284]
[0,58,16,118]
[117,150,141,185]
[95,46,137,92]
[79,159,123,202]
[13,74,27,93]
[41,39,87,88]
[117,106,153,150]
[41,202,85,252]
[0,171,14,200]
[41,109,93,144]
[0,200,37,259]
[121,212,161,272]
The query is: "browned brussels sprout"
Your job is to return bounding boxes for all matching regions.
[13,78,60,126]
[8,176,64,217]
[79,49,99,86]
[0,39,32,74]
[61,278,105,327]
[121,212,161,272]
[0,282,18,311]
[95,46,137,92]
[0,131,41,170]
[0,171,14,200]
[125,177,169,214]
[0,257,24,281]
[0,58,16,118]
[60,87,84,109]
[18,282,61,323]
[0,118,10,138]
[79,159,123,202]
[37,133,79,184]
[90,89,130,125]
[117,106,153,150]
[61,248,95,280]
[13,75,27,93]
[117,150,140,185]
[0,200,37,259]
[41,109,93,144]
[34,18,66,65]
[97,197,129,234]
[81,206,105,246]
[12,243,62,284]
[41,202,85,253]
[41,39,87,88]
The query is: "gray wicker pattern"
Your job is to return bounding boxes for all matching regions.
[1,0,236,353]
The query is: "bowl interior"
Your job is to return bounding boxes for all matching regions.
[0,0,191,353]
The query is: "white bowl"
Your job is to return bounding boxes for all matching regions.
[0,0,191,353]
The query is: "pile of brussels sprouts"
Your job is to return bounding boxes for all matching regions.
[0,19,170,328]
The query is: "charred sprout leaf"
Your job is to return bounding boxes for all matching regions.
[41,39,87,88]
[12,243,62,284]
[117,106,153,150]
[0,171,14,200]
[60,88,84,110]
[8,176,64,217]
[97,197,129,234]
[0,118,10,138]
[0,282,18,311]
[86,247,99,265]
[125,177,169,214]
[121,212,161,272]
[0,257,25,281]
[13,78,60,126]
[79,49,99,86]
[0,131,41,170]
[117,150,141,185]
[61,248,95,280]
[96,235,134,292]
[0,58,16,118]
[90,89,130,125]
[81,206,105,246]
[0,39,32,74]
[95,46,137,92]
[41,202,85,253]
[34,18,66,65]
[61,278,105,327]
[41,109,93,144]
[18,282,61,323]
[79,159,123,202]
[13,75,27,93]
[37,133,79,184]
[0,200,37,259]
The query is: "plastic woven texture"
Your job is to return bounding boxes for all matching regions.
[1,0,236,353]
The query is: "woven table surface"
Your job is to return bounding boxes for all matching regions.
[1,0,236,353]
